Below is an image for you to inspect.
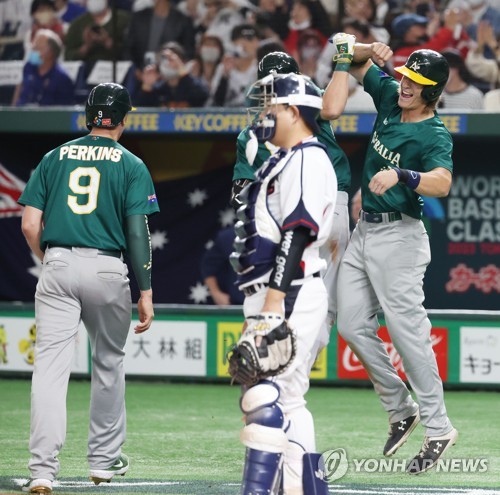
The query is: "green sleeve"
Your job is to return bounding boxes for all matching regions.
[363,65,400,113]
[233,128,256,181]
[17,157,47,210]
[126,215,152,291]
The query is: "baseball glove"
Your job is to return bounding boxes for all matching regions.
[227,312,296,387]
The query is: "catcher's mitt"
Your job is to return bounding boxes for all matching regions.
[227,312,296,387]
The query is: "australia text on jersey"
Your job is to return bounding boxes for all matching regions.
[371,131,400,166]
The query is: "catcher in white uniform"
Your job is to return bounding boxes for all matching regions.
[228,73,337,495]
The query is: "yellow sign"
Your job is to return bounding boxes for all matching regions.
[439,115,461,134]
[174,113,246,133]
[330,115,360,133]
[310,347,327,380]
[217,322,243,377]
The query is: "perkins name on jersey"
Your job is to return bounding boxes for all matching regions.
[59,145,123,162]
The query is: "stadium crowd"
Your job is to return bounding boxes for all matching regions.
[1,0,500,109]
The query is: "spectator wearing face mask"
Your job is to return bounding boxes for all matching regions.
[24,0,65,58]
[65,0,130,62]
[13,29,74,105]
[190,34,224,94]
[134,41,209,107]
[284,0,327,60]
[296,29,323,84]
[391,10,471,70]
[208,23,260,107]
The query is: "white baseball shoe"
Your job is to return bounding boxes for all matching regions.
[90,453,130,485]
[21,478,52,494]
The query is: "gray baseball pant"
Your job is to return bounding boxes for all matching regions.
[337,215,453,437]
[29,247,131,480]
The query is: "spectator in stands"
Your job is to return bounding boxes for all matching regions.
[200,0,246,50]
[465,20,500,87]
[201,226,244,305]
[54,0,86,26]
[126,0,196,69]
[284,0,327,59]
[134,41,209,107]
[177,0,207,33]
[448,0,500,40]
[254,0,289,41]
[296,29,323,84]
[13,29,74,105]
[190,34,224,93]
[0,0,31,60]
[391,9,471,70]
[343,0,389,43]
[24,0,65,57]
[65,0,130,62]
[440,49,484,109]
[208,23,259,107]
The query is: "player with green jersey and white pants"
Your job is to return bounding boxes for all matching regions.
[232,51,351,342]
[18,83,159,494]
[326,34,458,474]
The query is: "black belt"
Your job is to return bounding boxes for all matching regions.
[48,245,122,259]
[360,211,402,223]
[242,272,320,297]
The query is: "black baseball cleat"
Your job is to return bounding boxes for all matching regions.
[383,410,420,457]
[407,428,459,474]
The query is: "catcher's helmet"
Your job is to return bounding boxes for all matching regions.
[258,51,300,79]
[85,82,134,130]
[394,49,449,103]
[248,73,322,142]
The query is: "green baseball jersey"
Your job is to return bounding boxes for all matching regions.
[361,65,454,219]
[18,134,160,252]
[233,88,351,192]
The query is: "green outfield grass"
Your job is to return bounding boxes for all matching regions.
[1,379,499,494]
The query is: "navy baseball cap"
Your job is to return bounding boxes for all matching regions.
[391,13,428,38]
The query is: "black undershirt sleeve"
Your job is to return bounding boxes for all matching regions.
[268,227,312,293]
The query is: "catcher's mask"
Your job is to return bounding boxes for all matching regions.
[85,82,135,130]
[246,73,323,143]
[394,49,449,103]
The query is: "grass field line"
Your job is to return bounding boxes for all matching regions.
[330,486,500,495]
[10,479,500,495]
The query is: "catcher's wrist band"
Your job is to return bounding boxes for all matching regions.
[394,167,421,190]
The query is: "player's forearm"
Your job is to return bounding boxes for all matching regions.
[126,214,152,290]
[353,43,374,63]
[415,168,452,197]
[21,206,44,262]
[321,71,349,120]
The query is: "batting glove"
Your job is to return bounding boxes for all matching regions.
[329,32,356,71]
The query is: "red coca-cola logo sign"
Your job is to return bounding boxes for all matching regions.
[337,327,448,381]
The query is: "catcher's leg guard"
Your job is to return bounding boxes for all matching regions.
[303,453,329,495]
[240,381,289,495]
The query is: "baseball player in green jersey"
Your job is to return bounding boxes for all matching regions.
[327,34,458,474]
[232,51,351,339]
[18,83,159,494]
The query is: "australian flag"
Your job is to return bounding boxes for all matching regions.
[0,161,236,304]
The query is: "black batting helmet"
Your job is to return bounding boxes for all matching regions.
[258,51,300,79]
[85,83,134,130]
[394,49,449,103]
